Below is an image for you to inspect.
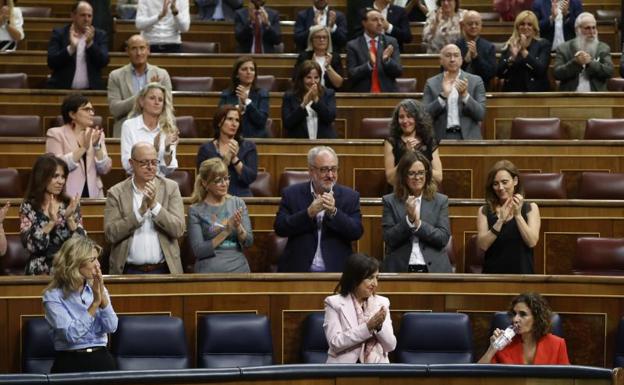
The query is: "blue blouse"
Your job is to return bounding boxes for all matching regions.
[219,87,270,138]
[43,284,118,351]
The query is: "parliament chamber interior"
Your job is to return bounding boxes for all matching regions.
[1,0,624,384]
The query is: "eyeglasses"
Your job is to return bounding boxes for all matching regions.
[407,170,426,178]
[313,35,329,40]
[132,159,159,168]
[79,106,95,113]
[312,166,339,175]
[211,176,231,185]
[582,25,597,31]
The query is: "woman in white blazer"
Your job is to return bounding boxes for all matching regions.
[323,253,396,363]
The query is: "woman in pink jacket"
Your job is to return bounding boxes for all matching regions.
[45,94,112,198]
[323,253,396,363]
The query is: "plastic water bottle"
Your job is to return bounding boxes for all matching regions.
[492,325,516,351]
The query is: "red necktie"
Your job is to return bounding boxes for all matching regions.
[254,11,262,53]
[370,38,381,93]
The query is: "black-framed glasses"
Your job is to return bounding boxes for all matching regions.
[132,159,159,168]
[312,166,339,175]
[407,170,426,178]
[211,176,231,185]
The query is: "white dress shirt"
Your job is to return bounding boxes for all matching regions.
[135,0,191,45]
[305,101,319,139]
[126,177,164,265]
[70,35,89,90]
[552,0,565,50]
[120,115,178,176]
[0,6,24,50]
[406,195,426,265]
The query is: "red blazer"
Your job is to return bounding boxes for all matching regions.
[493,333,570,364]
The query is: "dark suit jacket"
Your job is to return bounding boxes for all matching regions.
[294,50,345,91]
[422,71,486,140]
[347,34,402,92]
[384,5,412,52]
[47,25,109,90]
[293,7,348,52]
[456,37,497,89]
[553,39,613,91]
[196,0,243,20]
[274,182,363,272]
[234,7,282,53]
[381,192,452,273]
[532,0,582,47]
[496,38,551,92]
[219,87,269,138]
[281,88,337,138]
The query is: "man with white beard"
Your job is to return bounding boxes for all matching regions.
[553,12,613,91]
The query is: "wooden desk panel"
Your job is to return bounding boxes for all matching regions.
[1,274,624,373]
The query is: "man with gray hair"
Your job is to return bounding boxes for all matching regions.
[274,146,363,272]
[553,12,613,91]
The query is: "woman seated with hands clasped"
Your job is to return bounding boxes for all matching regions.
[324,253,396,363]
[478,292,569,364]
[43,235,118,373]
[382,150,451,273]
[477,160,540,274]
[282,60,337,139]
[188,158,253,273]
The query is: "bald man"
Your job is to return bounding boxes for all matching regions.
[107,34,172,137]
[422,44,486,140]
[47,1,109,89]
[455,10,496,89]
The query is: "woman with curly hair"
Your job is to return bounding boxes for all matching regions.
[120,82,179,176]
[477,159,540,274]
[479,292,569,364]
[384,99,442,185]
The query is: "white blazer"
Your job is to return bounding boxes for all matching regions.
[323,293,396,363]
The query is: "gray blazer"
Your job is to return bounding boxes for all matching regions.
[553,39,614,92]
[381,192,452,273]
[422,71,486,140]
[107,63,172,137]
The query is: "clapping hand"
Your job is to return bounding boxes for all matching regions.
[0,202,9,225]
[84,25,95,46]
[382,44,394,62]
[160,0,171,19]
[455,78,468,97]
[139,180,157,215]
[366,306,386,332]
[511,193,524,217]
[164,130,179,150]
[328,10,336,28]
[65,195,80,220]
[406,195,420,224]
[441,71,454,97]
[496,197,514,223]
[227,139,239,163]
[308,194,324,218]
[466,40,477,60]
[69,25,80,50]
[235,85,249,106]
[320,191,336,215]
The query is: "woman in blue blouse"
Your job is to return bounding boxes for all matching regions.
[196,105,258,197]
[219,56,269,138]
[43,235,117,373]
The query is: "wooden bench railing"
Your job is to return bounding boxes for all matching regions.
[2,273,624,373]
[0,89,624,140]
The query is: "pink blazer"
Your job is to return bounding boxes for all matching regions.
[323,293,397,363]
[45,125,112,198]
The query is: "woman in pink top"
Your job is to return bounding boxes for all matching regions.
[45,94,112,198]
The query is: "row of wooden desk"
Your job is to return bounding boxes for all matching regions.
[17,17,621,56]
[1,274,624,373]
[3,50,623,94]
[0,88,623,139]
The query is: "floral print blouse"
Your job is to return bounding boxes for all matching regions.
[422,9,466,53]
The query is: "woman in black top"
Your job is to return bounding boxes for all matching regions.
[476,160,541,273]
[496,10,551,92]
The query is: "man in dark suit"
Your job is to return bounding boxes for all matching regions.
[373,0,412,52]
[553,12,613,91]
[294,0,348,52]
[196,0,243,21]
[234,0,282,53]
[532,0,582,50]
[422,43,486,140]
[47,1,109,89]
[455,10,496,89]
[346,7,402,92]
[274,146,363,272]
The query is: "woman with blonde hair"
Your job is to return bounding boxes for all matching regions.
[188,158,253,273]
[120,82,179,176]
[294,25,344,91]
[496,10,550,91]
[43,235,117,372]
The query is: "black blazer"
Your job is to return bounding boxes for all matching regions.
[346,34,402,92]
[456,37,497,89]
[293,7,348,52]
[281,88,337,139]
[385,5,412,52]
[496,38,551,92]
[293,51,344,91]
[234,7,282,53]
[47,25,109,90]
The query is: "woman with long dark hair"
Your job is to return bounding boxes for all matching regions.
[20,154,85,275]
